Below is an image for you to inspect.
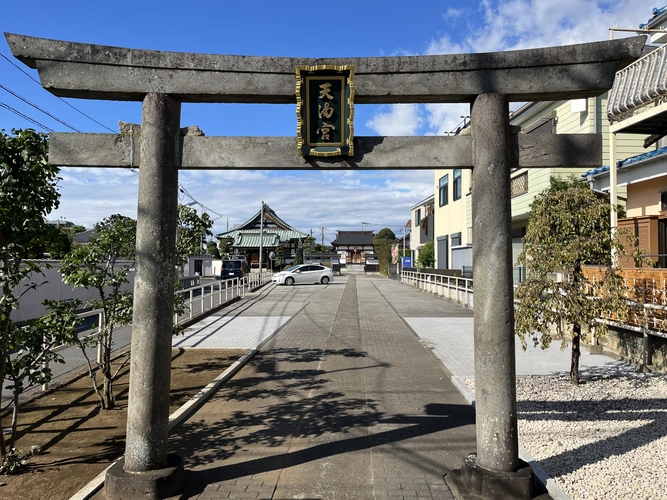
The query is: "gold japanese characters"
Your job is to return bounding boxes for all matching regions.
[296,65,355,157]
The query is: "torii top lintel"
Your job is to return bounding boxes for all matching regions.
[4,33,645,104]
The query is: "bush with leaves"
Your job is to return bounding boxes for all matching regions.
[176,204,213,274]
[374,228,397,275]
[274,244,285,269]
[3,300,82,451]
[294,247,304,265]
[0,128,60,460]
[417,241,435,269]
[59,215,136,409]
[515,176,638,385]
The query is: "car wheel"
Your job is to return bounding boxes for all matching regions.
[285,277,295,286]
[321,276,330,285]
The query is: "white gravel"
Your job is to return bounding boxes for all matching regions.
[463,372,667,500]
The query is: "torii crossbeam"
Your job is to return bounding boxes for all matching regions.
[5,32,645,500]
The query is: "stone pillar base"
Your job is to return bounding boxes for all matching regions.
[445,453,550,500]
[105,454,185,500]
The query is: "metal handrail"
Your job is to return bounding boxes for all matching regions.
[41,272,274,391]
[400,270,474,308]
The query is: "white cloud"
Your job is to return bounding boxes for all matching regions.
[365,104,423,136]
[364,0,655,140]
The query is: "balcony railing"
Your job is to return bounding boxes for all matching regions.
[607,43,667,123]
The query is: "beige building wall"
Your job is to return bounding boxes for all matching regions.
[433,168,472,269]
[626,177,667,217]
[426,94,652,272]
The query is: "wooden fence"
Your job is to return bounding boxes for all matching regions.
[583,266,667,333]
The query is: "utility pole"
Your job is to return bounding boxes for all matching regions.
[321,223,325,247]
[259,201,264,272]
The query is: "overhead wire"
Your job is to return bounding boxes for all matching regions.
[0,84,81,132]
[0,100,54,132]
[0,52,117,133]
[1,52,226,218]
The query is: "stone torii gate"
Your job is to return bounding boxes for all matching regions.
[6,33,644,500]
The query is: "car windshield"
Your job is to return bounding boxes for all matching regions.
[223,261,243,269]
[286,265,301,272]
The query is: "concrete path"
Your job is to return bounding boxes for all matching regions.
[169,275,478,499]
[78,273,630,499]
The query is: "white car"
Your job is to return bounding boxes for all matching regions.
[273,264,334,285]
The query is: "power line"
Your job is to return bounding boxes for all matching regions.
[0,100,54,132]
[0,52,116,133]
[1,84,81,132]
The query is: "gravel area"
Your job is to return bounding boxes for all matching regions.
[464,372,667,500]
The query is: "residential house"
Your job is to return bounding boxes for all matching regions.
[216,204,308,268]
[410,195,436,267]
[433,161,472,270]
[429,93,650,276]
[331,231,374,264]
[508,96,649,267]
[589,39,667,268]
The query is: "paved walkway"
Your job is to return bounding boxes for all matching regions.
[81,273,624,500]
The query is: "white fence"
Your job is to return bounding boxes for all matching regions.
[401,270,474,308]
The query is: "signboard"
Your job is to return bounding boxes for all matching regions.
[402,256,413,268]
[296,65,354,157]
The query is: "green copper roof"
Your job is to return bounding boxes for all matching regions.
[217,204,308,245]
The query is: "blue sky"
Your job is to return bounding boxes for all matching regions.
[0,0,655,243]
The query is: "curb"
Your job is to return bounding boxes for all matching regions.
[68,347,258,500]
[450,376,571,500]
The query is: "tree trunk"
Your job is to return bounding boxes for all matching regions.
[571,255,582,385]
[10,391,20,449]
[571,322,581,385]
[0,323,9,458]
[102,339,114,409]
[0,352,6,458]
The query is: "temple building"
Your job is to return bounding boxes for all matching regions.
[217,204,308,269]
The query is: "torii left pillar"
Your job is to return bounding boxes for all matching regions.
[105,93,185,499]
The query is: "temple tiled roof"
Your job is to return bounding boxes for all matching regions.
[331,231,375,246]
[217,204,307,247]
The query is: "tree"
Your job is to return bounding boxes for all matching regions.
[515,177,632,385]
[45,225,72,259]
[4,301,81,451]
[0,128,61,460]
[376,228,396,241]
[218,236,233,258]
[176,204,213,274]
[59,215,137,409]
[374,227,397,275]
[294,247,304,265]
[274,244,285,269]
[417,241,435,269]
[314,243,330,254]
[302,236,316,256]
[207,240,221,258]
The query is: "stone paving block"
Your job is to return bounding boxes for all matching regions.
[170,277,470,499]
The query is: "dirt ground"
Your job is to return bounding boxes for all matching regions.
[0,348,246,500]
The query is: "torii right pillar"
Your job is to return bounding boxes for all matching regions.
[447,93,539,499]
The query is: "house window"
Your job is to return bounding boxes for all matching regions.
[415,209,421,227]
[661,191,667,211]
[439,174,449,206]
[453,169,462,201]
[511,173,529,198]
[451,232,462,247]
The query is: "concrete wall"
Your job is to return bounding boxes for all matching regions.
[12,261,135,322]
